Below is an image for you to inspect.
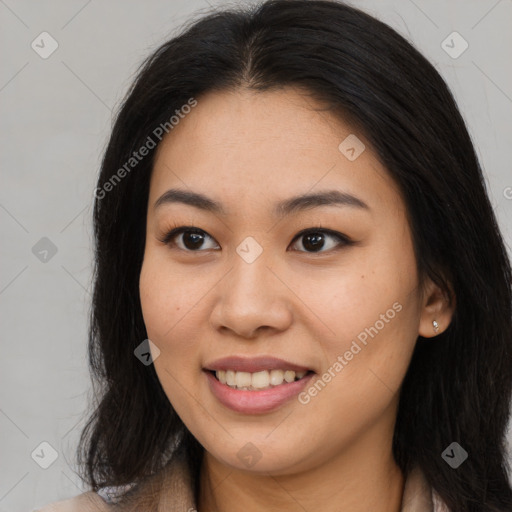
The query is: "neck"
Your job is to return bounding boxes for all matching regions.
[197,427,404,512]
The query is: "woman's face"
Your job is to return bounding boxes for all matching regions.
[139,87,442,475]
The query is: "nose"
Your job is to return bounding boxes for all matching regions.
[209,252,293,339]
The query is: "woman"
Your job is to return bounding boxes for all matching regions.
[36,0,512,511]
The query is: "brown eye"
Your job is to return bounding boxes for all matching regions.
[161,227,219,251]
[290,229,351,253]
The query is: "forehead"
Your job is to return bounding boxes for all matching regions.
[149,87,402,217]
[154,87,352,160]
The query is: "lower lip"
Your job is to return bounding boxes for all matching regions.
[204,370,314,414]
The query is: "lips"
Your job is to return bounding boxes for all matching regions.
[203,356,316,413]
[203,355,313,374]
[204,368,315,414]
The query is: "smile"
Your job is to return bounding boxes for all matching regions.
[213,369,310,390]
[204,369,315,414]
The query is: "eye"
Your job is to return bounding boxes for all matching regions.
[159,226,219,251]
[289,228,351,253]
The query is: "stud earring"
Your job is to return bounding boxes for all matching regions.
[432,320,439,333]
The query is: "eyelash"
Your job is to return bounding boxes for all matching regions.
[158,225,353,254]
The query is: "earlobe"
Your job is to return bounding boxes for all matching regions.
[418,278,456,338]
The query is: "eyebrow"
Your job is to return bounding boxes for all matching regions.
[154,188,369,216]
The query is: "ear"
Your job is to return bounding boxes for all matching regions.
[418,277,456,338]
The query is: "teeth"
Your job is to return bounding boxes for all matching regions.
[252,370,270,388]
[225,370,236,386]
[235,371,252,388]
[214,369,308,390]
[270,369,284,386]
[284,370,295,383]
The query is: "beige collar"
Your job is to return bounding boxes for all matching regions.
[36,457,450,511]
[400,465,450,512]
[155,457,449,512]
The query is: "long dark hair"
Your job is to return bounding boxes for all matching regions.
[76,1,512,510]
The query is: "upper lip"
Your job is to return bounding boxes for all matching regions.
[204,356,313,374]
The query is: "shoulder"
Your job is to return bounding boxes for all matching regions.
[401,466,451,512]
[33,490,112,512]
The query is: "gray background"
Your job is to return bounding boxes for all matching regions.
[1,0,511,510]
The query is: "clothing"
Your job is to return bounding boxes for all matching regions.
[33,457,450,511]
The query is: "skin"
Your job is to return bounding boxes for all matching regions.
[139,86,455,512]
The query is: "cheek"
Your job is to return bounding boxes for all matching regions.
[139,255,201,368]
[301,248,420,401]
[139,256,203,416]
[295,262,414,345]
